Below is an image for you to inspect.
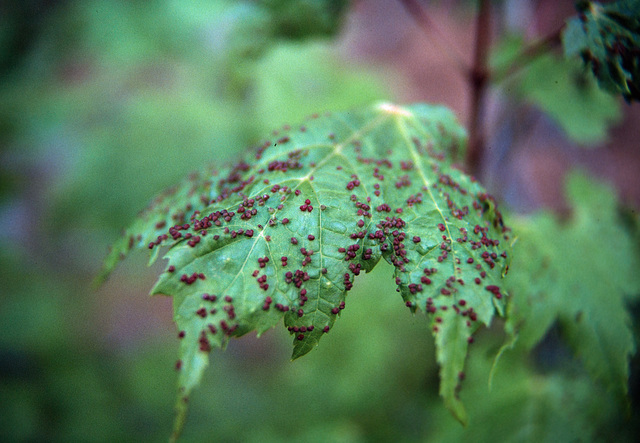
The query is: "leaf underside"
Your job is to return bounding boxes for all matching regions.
[563,0,640,102]
[99,103,511,437]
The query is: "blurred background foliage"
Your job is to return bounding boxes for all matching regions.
[0,0,638,442]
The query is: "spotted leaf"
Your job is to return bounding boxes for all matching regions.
[99,102,511,438]
[563,0,640,102]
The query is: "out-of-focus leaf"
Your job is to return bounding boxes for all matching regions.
[221,0,349,56]
[100,103,511,438]
[261,0,349,39]
[254,41,389,131]
[563,0,640,102]
[491,36,621,145]
[203,0,350,98]
[430,346,625,442]
[504,171,640,398]
[521,55,621,144]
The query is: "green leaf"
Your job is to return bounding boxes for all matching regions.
[521,55,621,145]
[431,346,626,442]
[504,171,640,398]
[491,35,621,145]
[563,0,640,102]
[261,0,349,40]
[100,102,511,437]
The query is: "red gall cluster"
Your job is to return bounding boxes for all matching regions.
[180,272,206,285]
[299,199,314,212]
[299,247,314,267]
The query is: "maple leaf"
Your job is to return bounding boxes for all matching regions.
[99,103,511,439]
[504,171,640,399]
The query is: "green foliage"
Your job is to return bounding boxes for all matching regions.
[260,0,349,40]
[100,103,512,437]
[503,172,640,398]
[431,344,628,442]
[211,0,348,96]
[563,0,640,102]
[491,36,621,145]
[0,243,172,442]
[254,41,389,131]
[0,0,376,238]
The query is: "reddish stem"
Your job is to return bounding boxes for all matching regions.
[465,0,491,176]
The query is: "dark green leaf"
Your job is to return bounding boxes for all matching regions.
[504,171,640,398]
[431,346,625,442]
[563,0,640,102]
[100,103,511,437]
[261,0,349,40]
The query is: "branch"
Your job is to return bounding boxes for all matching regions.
[464,0,491,176]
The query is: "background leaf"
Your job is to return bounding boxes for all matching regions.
[504,171,640,398]
[430,341,629,443]
[254,41,389,132]
[491,36,621,145]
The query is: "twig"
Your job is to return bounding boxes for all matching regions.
[464,0,491,176]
